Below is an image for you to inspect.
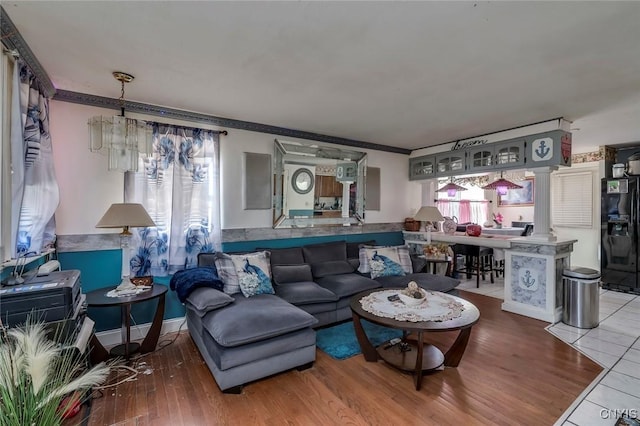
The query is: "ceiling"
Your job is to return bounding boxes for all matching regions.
[3,1,640,153]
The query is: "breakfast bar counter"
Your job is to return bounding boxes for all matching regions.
[403,231,577,323]
[404,231,519,249]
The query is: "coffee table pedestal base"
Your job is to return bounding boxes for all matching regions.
[377,341,444,390]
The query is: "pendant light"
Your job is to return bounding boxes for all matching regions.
[436,178,467,197]
[88,72,152,172]
[482,172,523,195]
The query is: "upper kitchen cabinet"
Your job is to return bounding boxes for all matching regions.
[494,138,526,169]
[467,145,495,172]
[409,155,436,180]
[435,152,466,176]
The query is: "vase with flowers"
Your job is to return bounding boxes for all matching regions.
[423,243,452,259]
[493,212,504,229]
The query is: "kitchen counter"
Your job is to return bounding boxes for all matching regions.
[481,227,525,236]
[404,231,520,249]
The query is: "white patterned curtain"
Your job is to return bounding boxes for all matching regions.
[10,60,59,257]
[124,123,221,276]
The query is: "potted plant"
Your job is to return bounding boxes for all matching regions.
[0,320,112,426]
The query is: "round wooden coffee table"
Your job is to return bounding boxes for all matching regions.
[350,288,479,391]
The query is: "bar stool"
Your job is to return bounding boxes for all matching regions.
[452,244,495,288]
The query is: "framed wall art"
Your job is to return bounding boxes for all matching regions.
[498,177,535,206]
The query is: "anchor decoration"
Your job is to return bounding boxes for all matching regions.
[532,137,553,162]
[518,269,539,291]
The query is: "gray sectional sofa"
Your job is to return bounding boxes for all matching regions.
[182,240,460,393]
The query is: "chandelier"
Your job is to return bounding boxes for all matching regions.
[481,171,523,195]
[88,72,152,172]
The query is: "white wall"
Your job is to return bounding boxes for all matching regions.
[49,100,413,235]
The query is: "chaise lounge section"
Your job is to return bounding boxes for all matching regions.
[178,240,460,393]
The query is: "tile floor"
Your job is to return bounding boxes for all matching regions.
[456,275,640,426]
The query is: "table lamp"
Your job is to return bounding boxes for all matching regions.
[96,203,156,286]
[414,206,444,244]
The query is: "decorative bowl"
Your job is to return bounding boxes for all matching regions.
[130,276,153,287]
[398,290,427,307]
[466,224,482,237]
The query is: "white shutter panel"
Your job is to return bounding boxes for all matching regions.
[552,171,593,228]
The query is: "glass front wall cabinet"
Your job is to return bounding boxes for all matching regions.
[435,152,466,176]
[273,139,366,228]
[409,155,436,180]
[494,138,526,169]
[467,145,494,172]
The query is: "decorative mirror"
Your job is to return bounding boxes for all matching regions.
[273,139,367,228]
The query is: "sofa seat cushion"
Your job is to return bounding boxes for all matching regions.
[375,273,460,294]
[275,281,339,305]
[315,274,380,299]
[201,294,317,347]
[200,321,316,371]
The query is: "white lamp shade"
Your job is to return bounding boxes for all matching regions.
[96,203,156,234]
[414,206,444,222]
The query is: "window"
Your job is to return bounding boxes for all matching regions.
[125,123,222,276]
[552,171,593,228]
[437,185,489,225]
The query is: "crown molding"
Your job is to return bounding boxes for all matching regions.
[1,6,56,98]
[54,89,411,155]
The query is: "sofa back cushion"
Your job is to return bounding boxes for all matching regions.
[346,240,376,260]
[198,252,217,268]
[271,264,314,284]
[311,260,355,278]
[302,240,348,263]
[265,247,305,266]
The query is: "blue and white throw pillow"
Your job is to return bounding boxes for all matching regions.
[363,247,407,279]
[231,251,275,297]
[358,245,412,275]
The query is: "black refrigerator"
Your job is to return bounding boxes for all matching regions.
[601,177,640,294]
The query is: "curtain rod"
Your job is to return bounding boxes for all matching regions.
[435,199,492,203]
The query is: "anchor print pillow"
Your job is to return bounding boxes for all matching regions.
[230,251,275,297]
[363,247,407,279]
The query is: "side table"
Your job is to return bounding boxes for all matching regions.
[421,256,453,277]
[86,284,168,362]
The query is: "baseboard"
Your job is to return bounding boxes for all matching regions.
[94,316,187,349]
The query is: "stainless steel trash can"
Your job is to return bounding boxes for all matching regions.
[562,267,600,328]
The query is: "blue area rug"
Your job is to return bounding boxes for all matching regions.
[316,320,403,360]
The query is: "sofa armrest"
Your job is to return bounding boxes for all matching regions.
[185,287,234,317]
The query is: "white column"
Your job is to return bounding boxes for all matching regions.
[530,166,557,241]
[421,179,438,207]
[341,181,352,219]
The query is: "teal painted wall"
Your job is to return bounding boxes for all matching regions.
[57,231,403,332]
[221,231,403,252]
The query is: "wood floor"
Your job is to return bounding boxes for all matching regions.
[82,292,602,426]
